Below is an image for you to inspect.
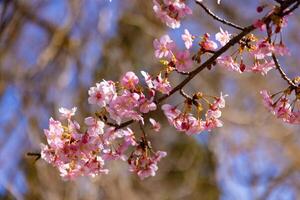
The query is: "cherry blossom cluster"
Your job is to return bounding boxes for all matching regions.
[41,108,167,180]
[162,92,227,135]
[39,0,300,181]
[41,30,229,180]
[41,109,109,180]
[216,33,292,75]
[41,71,174,180]
[153,28,230,73]
[219,3,291,75]
[260,85,300,124]
[153,0,192,28]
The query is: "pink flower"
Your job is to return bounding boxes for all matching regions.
[252,40,273,59]
[181,29,194,49]
[108,91,143,124]
[41,113,110,180]
[139,98,157,113]
[260,90,274,111]
[40,144,55,163]
[204,117,223,131]
[202,40,218,51]
[249,60,275,75]
[44,118,65,148]
[200,33,218,51]
[149,118,161,132]
[217,56,241,72]
[153,35,175,59]
[273,43,290,56]
[85,117,105,136]
[211,92,228,109]
[141,71,154,89]
[88,80,116,107]
[162,104,204,135]
[129,148,167,180]
[120,71,139,90]
[260,90,300,124]
[253,20,266,31]
[152,73,172,94]
[215,27,231,46]
[59,107,77,120]
[153,0,192,28]
[174,50,193,72]
[185,120,205,135]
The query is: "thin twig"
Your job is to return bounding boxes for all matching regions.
[27,152,41,161]
[139,121,147,140]
[180,89,192,100]
[175,69,190,75]
[265,23,297,88]
[195,0,245,31]
[271,54,297,88]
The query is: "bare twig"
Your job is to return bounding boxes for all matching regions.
[195,0,245,31]
[271,54,297,88]
[180,89,192,100]
[266,22,297,88]
[27,152,41,161]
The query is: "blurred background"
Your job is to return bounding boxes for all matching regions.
[0,0,300,199]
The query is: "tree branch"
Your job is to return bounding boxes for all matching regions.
[195,0,245,31]
[111,0,300,130]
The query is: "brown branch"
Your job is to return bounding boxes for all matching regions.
[27,152,41,161]
[195,0,245,31]
[112,0,300,130]
[157,25,256,103]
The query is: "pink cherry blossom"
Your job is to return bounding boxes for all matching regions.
[162,92,227,135]
[217,56,241,72]
[201,33,218,51]
[59,107,77,120]
[120,71,139,90]
[273,43,290,56]
[162,104,203,134]
[129,148,167,180]
[152,73,172,94]
[85,116,105,136]
[108,91,143,124]
[44,118,65,149]
[153,35,175,59]
[215,27,231,46]
[181,29,194,49]
[141,71,154,89]
[139,98,157,113]
[252,40,273,59]
[249,60,275,75]
[41,115,110,180]
[253,19,266,31]
[88,80,116,107]
[149,118,161,132]
[153,0,192,29]
[260,90,300,124]
[174,50,193,72]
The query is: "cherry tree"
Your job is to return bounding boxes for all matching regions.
[26,0,300,184]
